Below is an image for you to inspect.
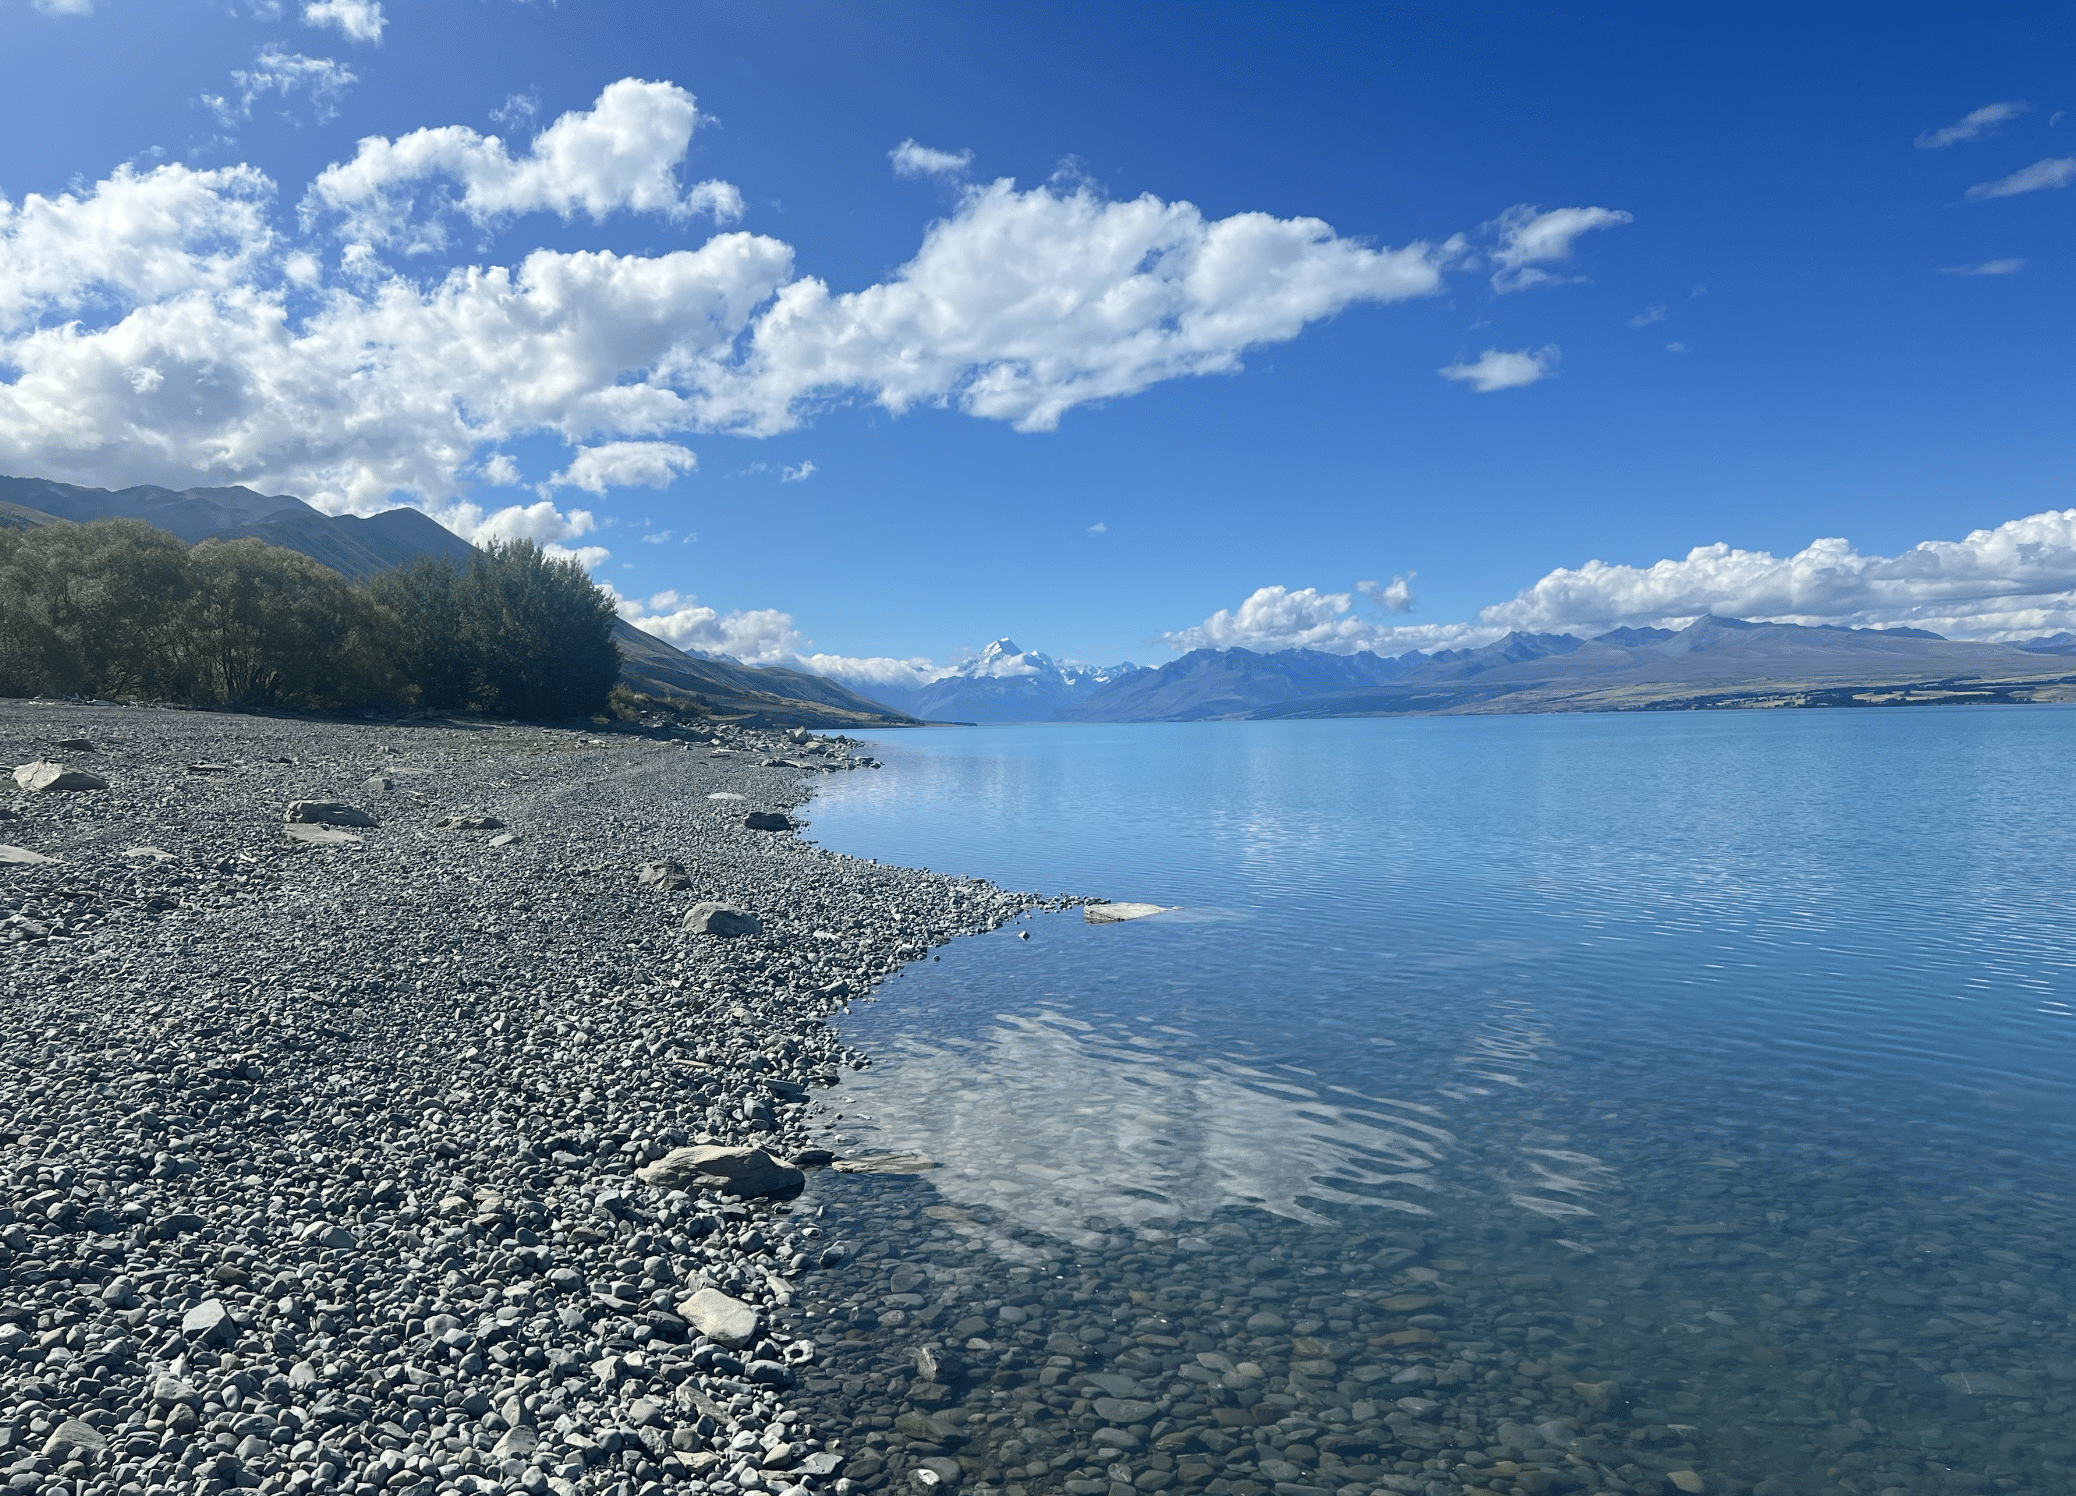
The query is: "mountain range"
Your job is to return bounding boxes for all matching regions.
[823,639,1137,722]
[1068,616,2076,721]
[0,475,914,728]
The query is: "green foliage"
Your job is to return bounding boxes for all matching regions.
[0,519,621,719]
[454,540,620,720]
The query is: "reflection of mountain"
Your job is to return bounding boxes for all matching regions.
[0,473,915,727]
[1055,617,2076,721]
[829,639,1136,722]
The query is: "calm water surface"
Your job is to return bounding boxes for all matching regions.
[793,710,2076,1496]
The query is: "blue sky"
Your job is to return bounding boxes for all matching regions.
[1,2,2072,682]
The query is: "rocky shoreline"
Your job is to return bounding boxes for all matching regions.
[0,702,1061,1496]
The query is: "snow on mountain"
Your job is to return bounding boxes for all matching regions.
[823,638,1138,721]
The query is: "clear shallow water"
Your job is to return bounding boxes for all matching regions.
[793,711,2076,1496]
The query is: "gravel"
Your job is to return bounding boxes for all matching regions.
[0,701,1065,1496]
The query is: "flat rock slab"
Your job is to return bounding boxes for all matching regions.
[743,811,795,832]
[684,901,762,936]
[1085,902,1172,923]
[283,823,362,847]
[122,846,175,861]
[0,845,55,865]
[13,761,108,793]
[488,832,520,847]
[678,1286,760,1348]
[637,1144,804,1199]
[285,800,376,827]
[434,814,505,830]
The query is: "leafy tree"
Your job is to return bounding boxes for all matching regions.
[454,540,619,719]
[366,553,470,709]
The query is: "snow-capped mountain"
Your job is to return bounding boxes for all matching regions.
[829,639,1138,721]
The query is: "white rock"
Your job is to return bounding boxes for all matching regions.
[0,845,55,865]
[679,1286,760,1348]
[12,761,107,793]
[1084,902,1171,923]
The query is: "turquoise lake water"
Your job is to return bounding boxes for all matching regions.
[796,709,2076,1496]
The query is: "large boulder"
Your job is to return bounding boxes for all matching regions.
[285,801,376,828]
[677,1286,760,1348]
[637,1144,803,1199]
[683,902,761,937]
[743,811,795,832]
[434,813,504,830]
[0,845,55,865]
[13,762,107,793]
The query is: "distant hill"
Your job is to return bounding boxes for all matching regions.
[0,474,916,728]
[1062,645,1418,721]
[1253,616,2076,717]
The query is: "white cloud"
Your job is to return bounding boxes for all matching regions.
[303,0,384,44]
[796,652,951,689]
[490,92,538,129]
[32,0,92,14]
[1161,583,1467,655]
[1629,303,1666,327]
[780,459,815,482]
[1358,574,1416,613]
[207,48,357,127]
[0,80,1464,516]
[1087,521,1107,533]
[1478,507,2076,641]
[436,497,595,547]
[891,140,974,179]
[548,441,696,494]
[1917,100,2028,149]
[1486,204,1631,293]
[639,529,673,544]
[705,178,1456,435]
[1965,157,2076,201]
[614,588,809,665]
[1438,345,1558,392]
[1939,258,2025,276]
[302,78,742,252]
[1160,509,2076,661]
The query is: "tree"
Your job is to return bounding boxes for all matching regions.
[454,540,619,719]
[367,554,470,709]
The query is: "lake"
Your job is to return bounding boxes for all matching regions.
[787,709,2076,1496]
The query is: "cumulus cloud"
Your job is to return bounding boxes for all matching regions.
[1917,100,2028,149]
[1161,582,1459,655]
[33,0,92,15]
[1486,204,1631,292]
[1087,521,1106,533]
[706,178,1455,435]
[780,459,815,482]
[890,140,973,179]
[1939,258,2025,276]
[796,652,952,689]
[1439,345,1558,392]
[1629,303,1666,327]
[1160,509,2076,661]
[303,0,383,43]
[1474,508,2076,641]
[1358,574,1416,613]
[614,589,809,665]
[547,441,697,495]
[1965,157,2076,201]
[302,78,743,252]
[206,49,357,127]
[638,529,673,544]
[0,78,1467,516]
